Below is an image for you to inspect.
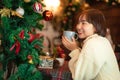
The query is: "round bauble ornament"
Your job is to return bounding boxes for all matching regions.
[33,2,42,13]
[60,54,66,58]
[43,10,53,21]
[27,55,32,60]
[24,0,31,3]
[16,7,24,16]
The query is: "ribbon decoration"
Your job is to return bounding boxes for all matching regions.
[9,30,24,54]
[19,30,25,39]
[0,8,23,18]
[0,8,11,17]
[10,40,20,55]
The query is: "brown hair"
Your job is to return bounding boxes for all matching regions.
[76,9,107,37]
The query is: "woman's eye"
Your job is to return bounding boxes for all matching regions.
[82,22,87,24]
[82,22,86,24]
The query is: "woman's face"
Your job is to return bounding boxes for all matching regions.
[76,15,96,39]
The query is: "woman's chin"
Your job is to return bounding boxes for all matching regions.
[79,36,85,39]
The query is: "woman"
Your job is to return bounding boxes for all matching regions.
[62,9,120,80]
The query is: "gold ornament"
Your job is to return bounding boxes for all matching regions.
[24,0,31,3]
[0,7,23,18]
[0,8,11,17]
[28,59,33,64]
[11,10,24,18]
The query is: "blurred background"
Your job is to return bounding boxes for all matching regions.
[0,0,120,55]
[42,0,120,50]
[0,0,120,78]
[36,0,120,45]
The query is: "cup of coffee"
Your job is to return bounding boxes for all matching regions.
[63,31,78,41]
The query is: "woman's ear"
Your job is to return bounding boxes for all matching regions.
[93,27,97,33]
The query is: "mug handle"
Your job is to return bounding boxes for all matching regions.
[74,33,78,40]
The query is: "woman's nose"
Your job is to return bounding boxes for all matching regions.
[76,23,82,29]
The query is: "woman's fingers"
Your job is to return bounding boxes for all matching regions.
[62,36,78,51]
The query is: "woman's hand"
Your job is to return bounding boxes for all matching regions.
[62,36,79,51]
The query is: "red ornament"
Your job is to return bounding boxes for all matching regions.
[19,30,24,39]
[28,33,42,43]
[33,2,42,13]
[43,10,53,21]
[60,53,66,58]
[28,33,35,43]
[27,55,32,60]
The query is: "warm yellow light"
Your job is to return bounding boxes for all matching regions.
[75,0,80,3]
[118,0,120,3]
[105,0,109,3]
[43,0,60,14]
[44,0,60,8]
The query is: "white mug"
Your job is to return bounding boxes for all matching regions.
[63,31,78,41]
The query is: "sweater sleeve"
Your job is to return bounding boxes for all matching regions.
[74,39,106,80]
[68,49,81,79]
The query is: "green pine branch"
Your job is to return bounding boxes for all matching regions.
[0,0,45,80]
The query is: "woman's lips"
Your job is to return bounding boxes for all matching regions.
[78,33,82,35]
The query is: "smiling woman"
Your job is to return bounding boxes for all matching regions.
[62,9,120,80]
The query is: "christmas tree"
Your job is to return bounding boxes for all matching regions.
[0,0,50,80]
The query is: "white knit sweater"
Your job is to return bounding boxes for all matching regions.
[69,34,120,80]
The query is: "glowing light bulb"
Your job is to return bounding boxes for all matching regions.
[43,0,60,14]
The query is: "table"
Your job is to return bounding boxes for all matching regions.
[39,61,73,80]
